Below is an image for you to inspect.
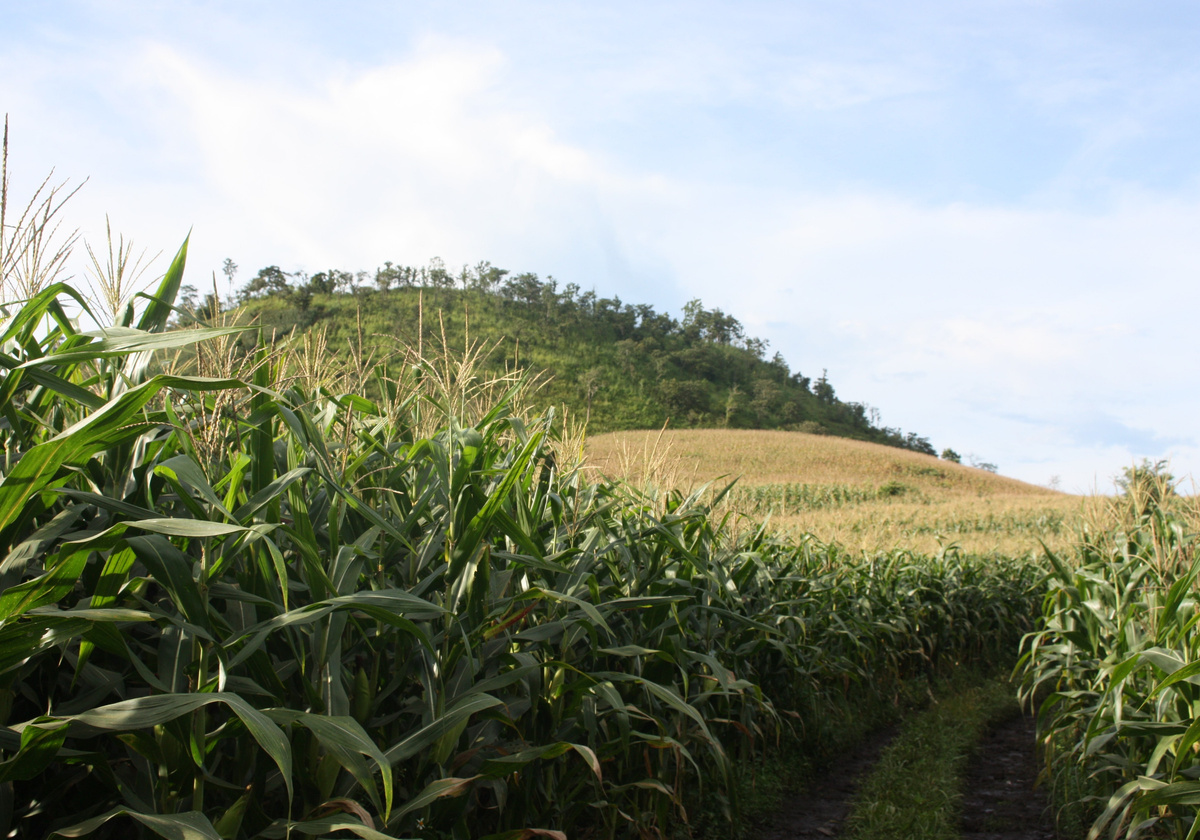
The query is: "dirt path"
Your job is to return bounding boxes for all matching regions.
[753,713,1055,839]
[958,714,1056,840]
[752,727,897,839]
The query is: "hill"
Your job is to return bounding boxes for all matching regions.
[585,428,1082,557]
[223,260,942,452]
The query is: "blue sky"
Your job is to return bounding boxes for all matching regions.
[4,0,1200,491]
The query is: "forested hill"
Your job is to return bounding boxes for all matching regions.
[221,259,937,453]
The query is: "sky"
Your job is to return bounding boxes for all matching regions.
[3,0,1199,492]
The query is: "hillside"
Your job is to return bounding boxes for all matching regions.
[225,261,941,452]
[585,428,1082,557]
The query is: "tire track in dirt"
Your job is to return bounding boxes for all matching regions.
[958,714,1056,840]
[752,727,898,839]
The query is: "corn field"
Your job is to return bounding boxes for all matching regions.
[724,482,917,515]
[1021,483,1200,840]
[0,241,1045,839]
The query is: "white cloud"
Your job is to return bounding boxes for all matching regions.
[110,37,673,288]
[637,188,1200,489]
[6,11,1200,494]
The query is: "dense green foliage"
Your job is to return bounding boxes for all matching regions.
[227,259,937,453]
[1021,481,1200,840]
[0,243,1045,839]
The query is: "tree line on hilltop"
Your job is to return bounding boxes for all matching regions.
[194,257,952,457]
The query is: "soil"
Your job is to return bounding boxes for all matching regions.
[751,714,1055,839]
[959,714,1057,840]
[751,726,898,839]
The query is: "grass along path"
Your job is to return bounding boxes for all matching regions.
[841,674,1035,840]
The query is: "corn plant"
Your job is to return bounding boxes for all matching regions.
[1021,486,1200,840]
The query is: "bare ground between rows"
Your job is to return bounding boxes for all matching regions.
[749,724,899,839]
[749,713,1055,840]
[959,713,1056,840]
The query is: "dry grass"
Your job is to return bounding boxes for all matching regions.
[585,428,1083,556]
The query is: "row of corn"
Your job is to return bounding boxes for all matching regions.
[1021,484,1200,840]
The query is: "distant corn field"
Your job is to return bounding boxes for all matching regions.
[586,428,1083,556]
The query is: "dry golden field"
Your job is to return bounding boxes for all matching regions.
[584,428,1085,556]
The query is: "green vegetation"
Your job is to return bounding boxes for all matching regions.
[0,235,1048,838]
[228,259,940,452]
[843,673,1018,840]
[1020,467,1200,840]
[726,481,924,514]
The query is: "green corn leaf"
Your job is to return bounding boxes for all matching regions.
[55,489,159,520]
[0,548,87,620]
[0,374,241,538]
[261,816,402,840]
[1153,661,1200,695]
[126,534,211,631]
[479,741,601,781]
[16,325,250,368]
[47,692,293,802]
[50,806,221,840]
[1137,780,1200,808]
[20,366,106,408]
[387,775,479,825]
[135,235,188,334]
[156,453,232,515]
[0,282,91,349]
[0,504,86,584]
[602,672,721,752]
[232,467,311,523]
[383,693,503,766]
[265,711,394,820]
[226,590,441,669]
[0,717,68,782]
[211,792,250,840]
[70,518,249,545]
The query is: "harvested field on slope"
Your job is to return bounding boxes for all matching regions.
[585,428,1083,556]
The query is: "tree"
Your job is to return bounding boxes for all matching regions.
[901,432,936,457]
[768,352,790,382]
[307,269,352,295]
[967,454,998,473]
[427,257,453,288]
[1115,458,1176,504]
[659,379,709,417]
[749,378,781,425]
[375,261,401,291]
[221,257,238,299]
[501,272,543,306]
[941,448,961,463]
[176,282,198,310]
[742,336,768,359]
[239,265,292,301]
[681,299,746,345]
[813,369,836,404]
[724,384,742,427]
[472,260,508,292]
[580,367,604,418]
